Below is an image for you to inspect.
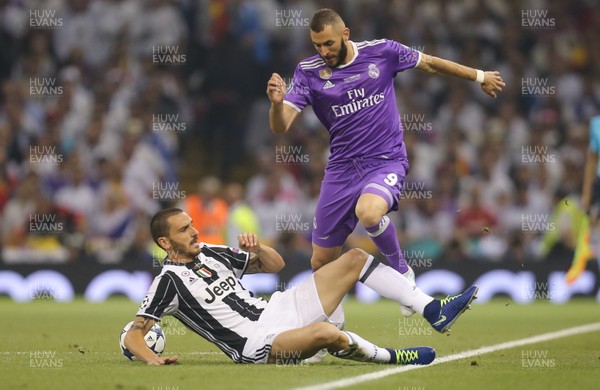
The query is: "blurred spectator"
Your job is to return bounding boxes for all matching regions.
[1,0,599,264]
[87,166,136,264]
[223,181,261,247]
[54,154,96,218]
[1,172,72,263]
[247,165,304,246]
[184,176,228,245]
[455,183,503,260]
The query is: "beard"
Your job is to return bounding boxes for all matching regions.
[169,238,201,260]
[323,38,348,68]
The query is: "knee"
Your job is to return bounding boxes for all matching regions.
[355,201,384,227]
[311,323,342,346]
[311,254,334,270]
[342,248,370,271]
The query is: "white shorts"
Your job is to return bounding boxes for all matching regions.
[242,274,327,363]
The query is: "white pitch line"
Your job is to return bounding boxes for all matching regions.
[0,351,220,355]
[293,322,600,390]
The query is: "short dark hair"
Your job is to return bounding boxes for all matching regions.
[150,208,183,249]
[310,8,343,33]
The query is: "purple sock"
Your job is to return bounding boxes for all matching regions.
[364,216,408,273]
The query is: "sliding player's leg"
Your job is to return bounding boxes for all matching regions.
[312,248,425,315]
[268,322,346,362]
[313,248,478,333]
[268,322,435,365]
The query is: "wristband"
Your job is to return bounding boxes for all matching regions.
[475,69,485,84]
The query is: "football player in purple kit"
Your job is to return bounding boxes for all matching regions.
[266,9,500,348]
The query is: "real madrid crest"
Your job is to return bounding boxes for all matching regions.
[368,63,380,79]
[319,68,332,79]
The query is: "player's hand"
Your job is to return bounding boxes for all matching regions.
[266,73,286,105]
[238,232,261,254]
[481,71,505,98]
[146,356,178,366]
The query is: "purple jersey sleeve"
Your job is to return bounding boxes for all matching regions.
[385,39,421,74]
[283,64,312,112]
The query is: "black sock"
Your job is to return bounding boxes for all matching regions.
[386,348,397,364]
[423,299,441,323]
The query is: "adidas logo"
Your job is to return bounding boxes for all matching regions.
[323,80,335,89]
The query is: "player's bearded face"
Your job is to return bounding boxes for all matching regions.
[334,38,348,67]
[169,235,201,259]
[321,37,347,68]
[165,213,201,260]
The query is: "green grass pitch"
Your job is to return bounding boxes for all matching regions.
[1,297,598,390]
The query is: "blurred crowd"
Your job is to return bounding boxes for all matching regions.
[1,0,599,266]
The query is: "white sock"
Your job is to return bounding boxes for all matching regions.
[336,331,391,363]
[359,255,434,314]
[328,305,345,329]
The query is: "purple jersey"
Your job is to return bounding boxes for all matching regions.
[284,39,421,166]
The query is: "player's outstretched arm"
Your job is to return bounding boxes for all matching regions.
[238,232,285,274]
[415,54,505,98]
[124,316,178,366]
[267,72,299,134]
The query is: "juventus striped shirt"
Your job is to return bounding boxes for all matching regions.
[137,243,268,363]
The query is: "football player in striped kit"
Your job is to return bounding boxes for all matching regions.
[124,208,477,365]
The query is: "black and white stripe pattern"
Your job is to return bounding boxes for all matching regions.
[137,244,269,363]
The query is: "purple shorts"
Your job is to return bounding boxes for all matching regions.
[312,155,409,248]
